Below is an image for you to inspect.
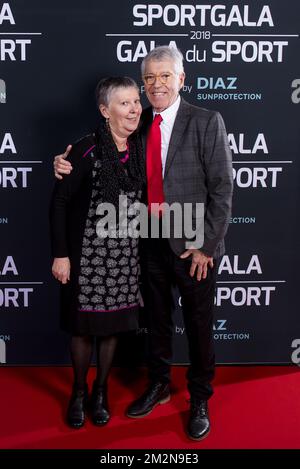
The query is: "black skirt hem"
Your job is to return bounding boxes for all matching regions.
[60,304,139,337]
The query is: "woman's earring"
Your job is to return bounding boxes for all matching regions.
[106,118,110,130]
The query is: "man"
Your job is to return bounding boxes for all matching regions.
[54,46,233,440]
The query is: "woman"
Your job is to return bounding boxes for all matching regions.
[50,77,145,429]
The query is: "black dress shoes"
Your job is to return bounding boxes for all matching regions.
[90,381,110,426]
[126,382,170,418]
[187,400,210,441]
[67,384,88,429]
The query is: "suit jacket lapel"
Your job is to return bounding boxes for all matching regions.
[164,98,190,178]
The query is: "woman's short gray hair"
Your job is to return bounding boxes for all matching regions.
[141,46,184,75]
[95,76,139,107]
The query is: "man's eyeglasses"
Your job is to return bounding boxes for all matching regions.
[143,72,175,85]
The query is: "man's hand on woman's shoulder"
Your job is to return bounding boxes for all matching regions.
[53,144,73,179]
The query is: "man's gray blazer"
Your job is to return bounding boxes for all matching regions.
[140,98,233,259]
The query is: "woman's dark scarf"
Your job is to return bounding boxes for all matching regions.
[94,119,146,207]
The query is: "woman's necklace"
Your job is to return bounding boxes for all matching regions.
[119,144,129,164]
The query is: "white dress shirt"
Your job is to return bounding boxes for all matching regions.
[153,95,181,177]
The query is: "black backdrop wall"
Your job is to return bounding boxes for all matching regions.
[0,0,299,365]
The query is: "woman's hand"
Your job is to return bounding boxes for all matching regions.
[52,257,71,284]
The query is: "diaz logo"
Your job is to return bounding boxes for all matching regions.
[0,79,6,104]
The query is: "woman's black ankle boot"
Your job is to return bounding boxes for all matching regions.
[67,384,88,429]
[90,381,110,426]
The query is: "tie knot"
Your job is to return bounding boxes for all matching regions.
[153,114,163,125]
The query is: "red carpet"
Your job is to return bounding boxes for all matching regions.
[0,366,299,449]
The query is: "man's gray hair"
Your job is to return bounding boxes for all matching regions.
[141,46,184,75]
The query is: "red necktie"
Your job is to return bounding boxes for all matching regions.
[146,114,164,215]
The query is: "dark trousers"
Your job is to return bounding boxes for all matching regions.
[141,237,217,401]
